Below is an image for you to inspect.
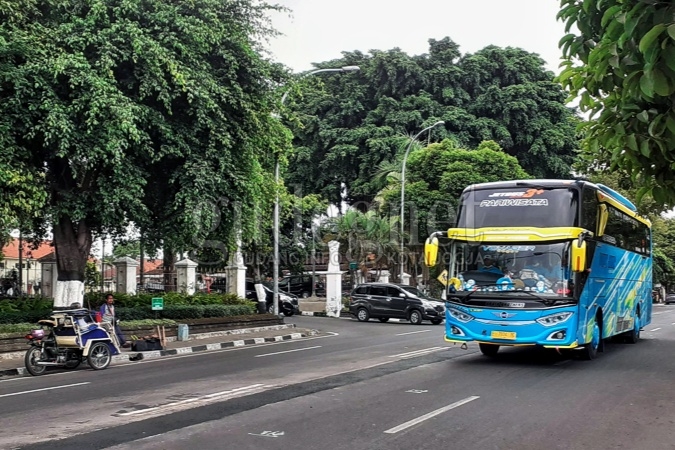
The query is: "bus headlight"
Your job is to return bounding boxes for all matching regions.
[536,312,572,327]
[447,307,474,323]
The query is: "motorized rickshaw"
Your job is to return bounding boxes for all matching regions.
[24,308,121,376]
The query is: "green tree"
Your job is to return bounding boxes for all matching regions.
[287,38,577,206]
[380,139,531,242]
[558,0,675,206]
[112,239,141,260]
[0,0,289,306]
[327,209,400,278]
[84,260,102,292]
[0,163,47,237]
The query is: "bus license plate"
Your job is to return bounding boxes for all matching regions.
[491,331,516,340]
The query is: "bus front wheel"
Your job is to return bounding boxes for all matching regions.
[581,318,600,360]
[479,343,499,356]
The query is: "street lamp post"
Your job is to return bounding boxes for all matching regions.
[273,66,360,315]
[399,121,445,283]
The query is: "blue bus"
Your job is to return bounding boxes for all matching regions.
[424,179,652,359]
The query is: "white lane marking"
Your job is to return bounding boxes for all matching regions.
[248,431,285,438]
[117,384,267,416]
[0,382,90,398]
[389,347,444,359]
[384,396,480,434]
[650,328,662,332]
[396,330,431,336]
[255,346,322,358]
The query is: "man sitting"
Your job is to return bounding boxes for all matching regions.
[479,256,503,275]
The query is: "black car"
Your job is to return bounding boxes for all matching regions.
[245,280,300,316]
[349,283,445,325]
[278,275,324,298]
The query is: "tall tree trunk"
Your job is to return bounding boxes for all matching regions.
[52,216,92,308]
[163,244,176,292]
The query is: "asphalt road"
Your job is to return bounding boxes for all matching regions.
[3,306,675,450]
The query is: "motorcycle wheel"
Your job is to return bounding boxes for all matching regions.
[87,342,112,370]
[24,347,48,376]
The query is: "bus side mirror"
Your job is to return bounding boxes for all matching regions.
[424,236,439,267]
[571,240,587,272]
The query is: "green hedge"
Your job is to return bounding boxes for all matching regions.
[84,292,244,308]
[115,304,255,320]
[0,292,256,324]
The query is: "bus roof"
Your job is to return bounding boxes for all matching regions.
[465,179,582,191]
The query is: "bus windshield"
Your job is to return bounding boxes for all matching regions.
[456,187,578,228]
[448,242,572,296]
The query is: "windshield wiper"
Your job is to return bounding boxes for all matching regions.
[450,284,503,303]
[512,289,558,306]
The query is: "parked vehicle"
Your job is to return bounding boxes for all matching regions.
[349,283,445,325]
[278,274,324,298]
[666,293,675,305]
[245,280,300,316]
[24,308,121,376]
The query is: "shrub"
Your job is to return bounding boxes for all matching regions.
[85,291,245,308]
[0,294,255,324]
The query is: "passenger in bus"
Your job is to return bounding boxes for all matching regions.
[479,256,503,275]
[523,255,562,283]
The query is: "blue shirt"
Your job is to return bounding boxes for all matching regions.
[479,265,503,275]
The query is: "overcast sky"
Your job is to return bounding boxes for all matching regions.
[265,0,567,74]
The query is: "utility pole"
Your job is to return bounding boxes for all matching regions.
[101,237,105,294]
[17,230,23,296]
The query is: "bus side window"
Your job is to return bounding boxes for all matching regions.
[581,188,599,233]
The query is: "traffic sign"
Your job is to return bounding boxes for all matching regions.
[349,261,358,270]
[437,270,449,286]
[152,297,164,311]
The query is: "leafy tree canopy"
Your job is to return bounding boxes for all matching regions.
[0,0,289,289]
[380,139,531,242]
[558,0,675,207]
[286,38,578,206]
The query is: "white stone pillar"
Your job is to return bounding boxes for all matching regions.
[325,240,342,318]
[40,259,58,299]
[401,272,411,285]
[225,240,246,298]
[378,271,391,284]
[114,257,139,295]
[176,258,198,295]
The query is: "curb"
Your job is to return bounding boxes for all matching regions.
[0,330,313,379]
[301,311,353,318]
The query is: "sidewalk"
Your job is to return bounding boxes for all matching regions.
[0,323,321,379]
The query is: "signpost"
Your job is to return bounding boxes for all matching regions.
[152,297,164,311]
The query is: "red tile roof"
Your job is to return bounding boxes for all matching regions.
[138,259,163,275]
[100,259,165,279]
[2,238,54,260]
